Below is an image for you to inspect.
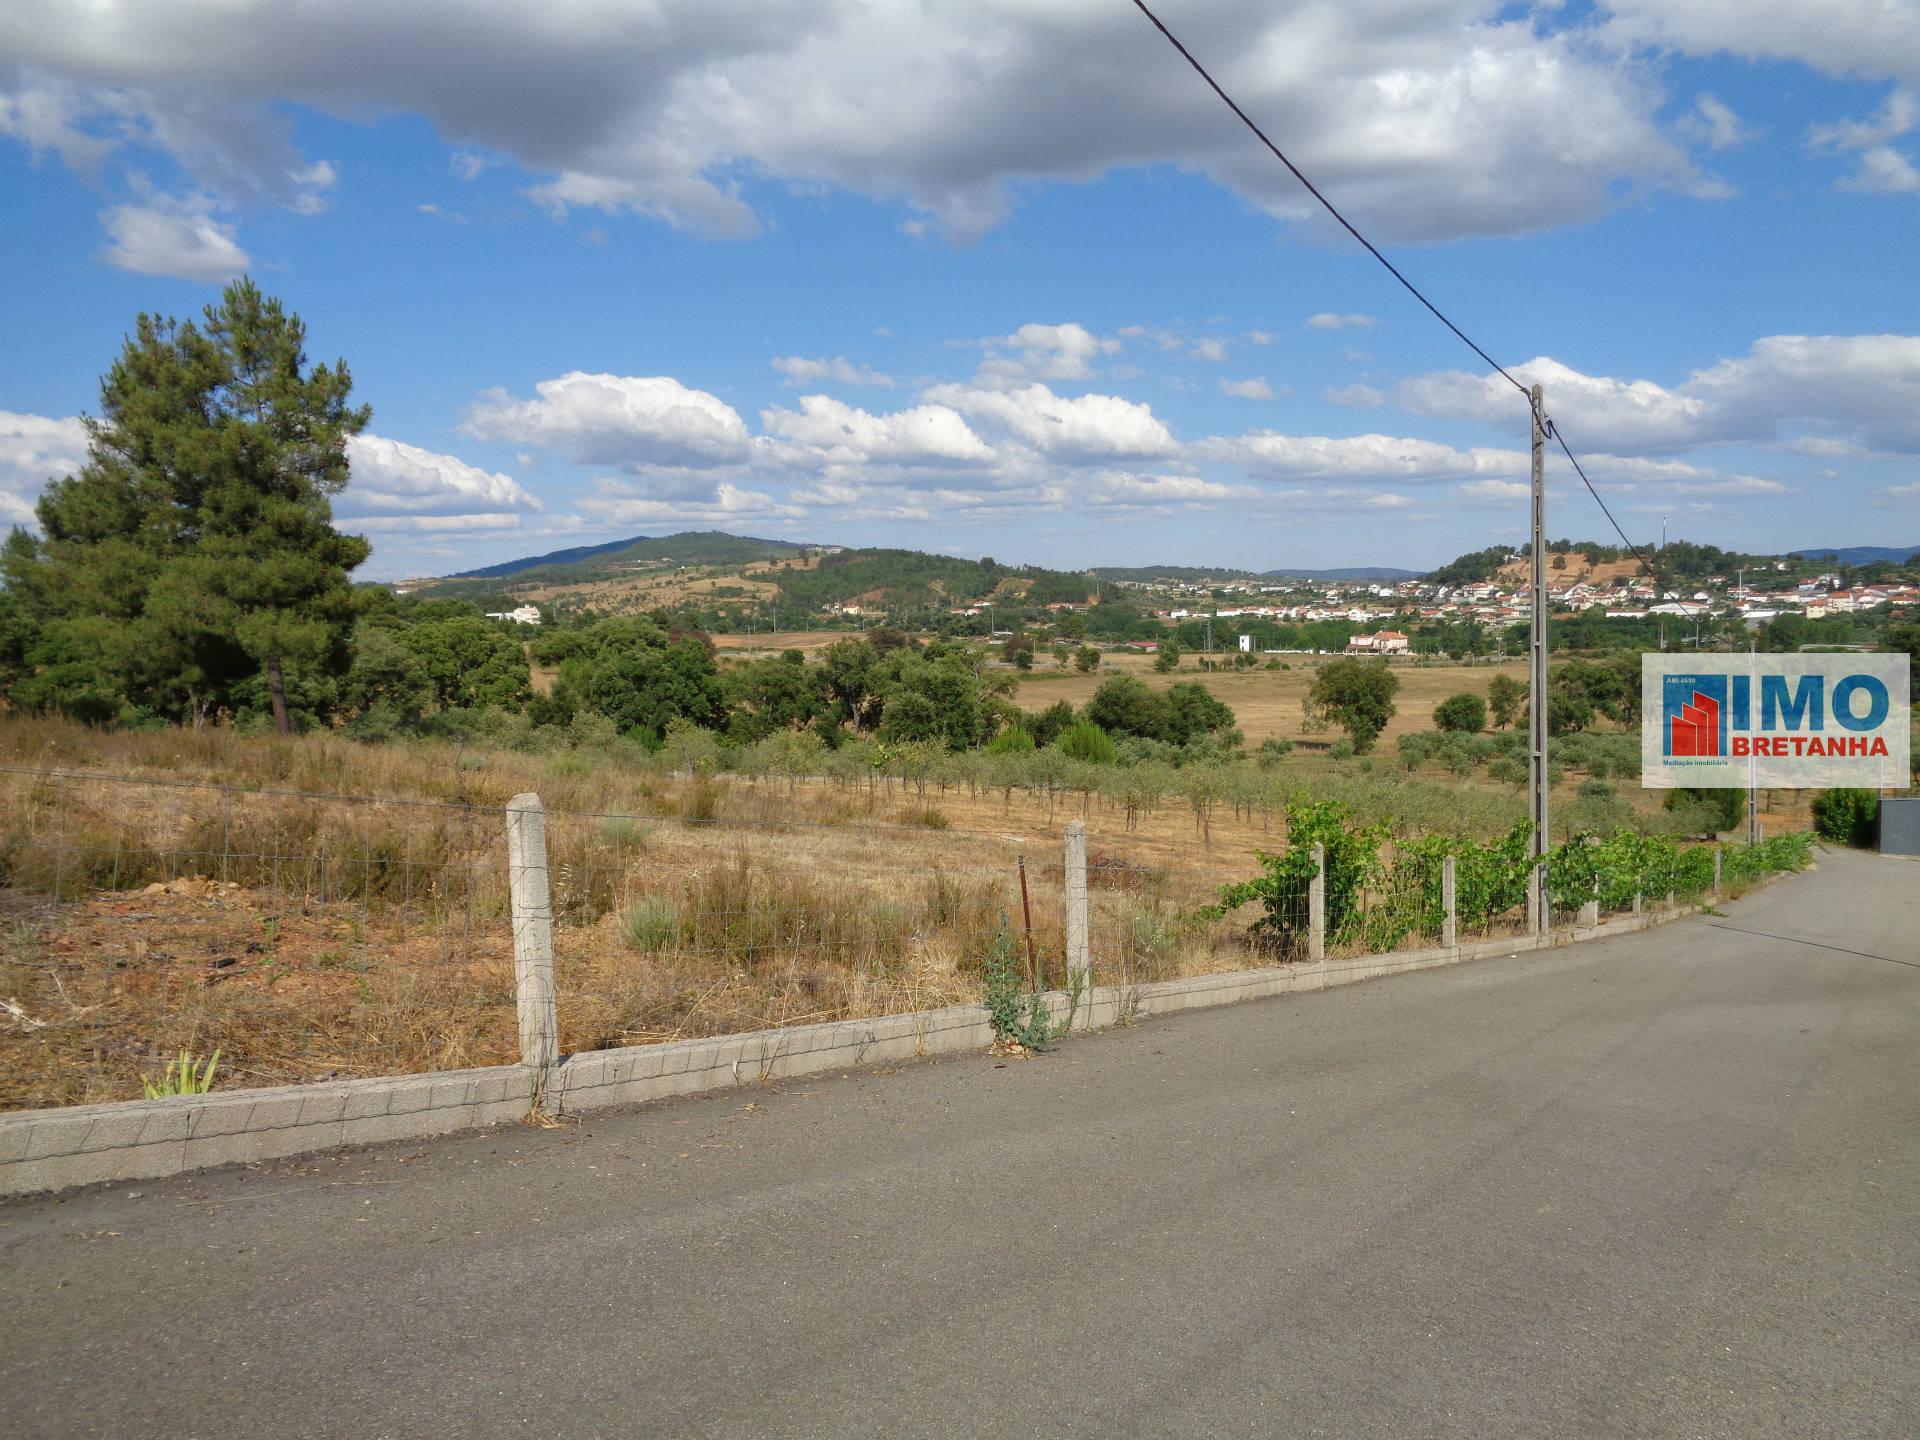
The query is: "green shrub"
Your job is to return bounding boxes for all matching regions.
[1487,756,1526,785]
[980,915,1058,1049]
[621,896,682,951]
[598,816,653,850]
[1812,788,1879,847]
[986,725,1036,755]
[1058,720,1117,765]
[1664,786,1743,833]
[1209,800,1386,953]
[1328,738,1355,761]
[1433,693,1487,733]
[1255,736,1294,768]
[1578,778,1614,802]
[1127,909,1180,965]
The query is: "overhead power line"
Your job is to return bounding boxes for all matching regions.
[1127,0,1682,601]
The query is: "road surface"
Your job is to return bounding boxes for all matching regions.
[3,848,1916,1438]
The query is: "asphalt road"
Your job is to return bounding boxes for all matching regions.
[4,849,1916,1439]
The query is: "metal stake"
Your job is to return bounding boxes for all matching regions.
[1017,854,1039,990]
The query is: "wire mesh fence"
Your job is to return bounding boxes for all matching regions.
[0,768,518,1110]
[0,769,1298,1111]
[1,764,1777,1114]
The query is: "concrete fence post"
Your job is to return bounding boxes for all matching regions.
[1632,891,1643,919]
[1442,855,1457,951]
[1309,843,1326,964]
[1713,847,1723,900]
[507,793,560,1107]
[1064,820,1090,1023]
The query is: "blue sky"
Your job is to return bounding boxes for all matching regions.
[1,1,1916,579]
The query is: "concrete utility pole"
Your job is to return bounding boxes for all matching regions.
[1747,641,1760,846]
[1528,384,1550,933]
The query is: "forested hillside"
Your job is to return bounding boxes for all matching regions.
[419,531,810,599]
[765,549,1094,621]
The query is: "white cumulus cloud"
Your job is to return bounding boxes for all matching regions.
[1202,431,1523,484]
[466,372,751,468]
[977,323,1120,384]
[6,0,1891,251]
[1599,0,1920,86]
[100,192,250,281]
[1400,335,1920,455]
[1808,90,1919,193]
[759,395,993,466]
[924,383,1178,462]
[0,410,87,525]
[342,434,541,519]
[580,477,800,527]
[771,356,896,388]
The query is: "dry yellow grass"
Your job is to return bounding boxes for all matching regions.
[0,720,1274,1111]
[0,712,1803,1111]
[712,630,850,654]
[503,555,821,616]
[1494,551,1647,586]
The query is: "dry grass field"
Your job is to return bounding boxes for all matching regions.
[712,630,851,654]
[0,720,1320,1111]
[0,708,1808,1112]
[1495,550,1647,586]
[1017,656,1531,747]
[507,555,822,617]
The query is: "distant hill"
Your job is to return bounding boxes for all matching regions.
[1260,566,1421,582]
[771,549,1094,613]
[411,532,1097,618]
[417,530,813,596]
[452,534,653,579]
[1091,564,1417,583]
[1788,545,1920,566]
[1091,565,1259,583]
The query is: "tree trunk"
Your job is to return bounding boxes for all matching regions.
[267,658,291,735]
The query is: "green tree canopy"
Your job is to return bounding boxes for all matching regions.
[1085,675,1170,741]
[1163,681,1237,746]
[550,618,725,741]
[1305,659,1399,753]
[2,279,370,730]
[1487,674,1525,729]
[1433,692,1487,733]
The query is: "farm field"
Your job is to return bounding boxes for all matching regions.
[505,555,824,616]
[0,715,1808,1112]
[1017,655,1531,747]
[711,629,851,654]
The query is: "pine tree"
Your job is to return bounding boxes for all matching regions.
[3,280,370,730]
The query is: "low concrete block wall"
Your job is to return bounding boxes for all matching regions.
[0,1065,535,1196]
[0,902,1697,1198]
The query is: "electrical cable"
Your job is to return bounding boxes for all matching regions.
[1129,0,1701,616]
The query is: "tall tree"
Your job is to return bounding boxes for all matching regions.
[1305,659,1399,753]
[3,280,370,730]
